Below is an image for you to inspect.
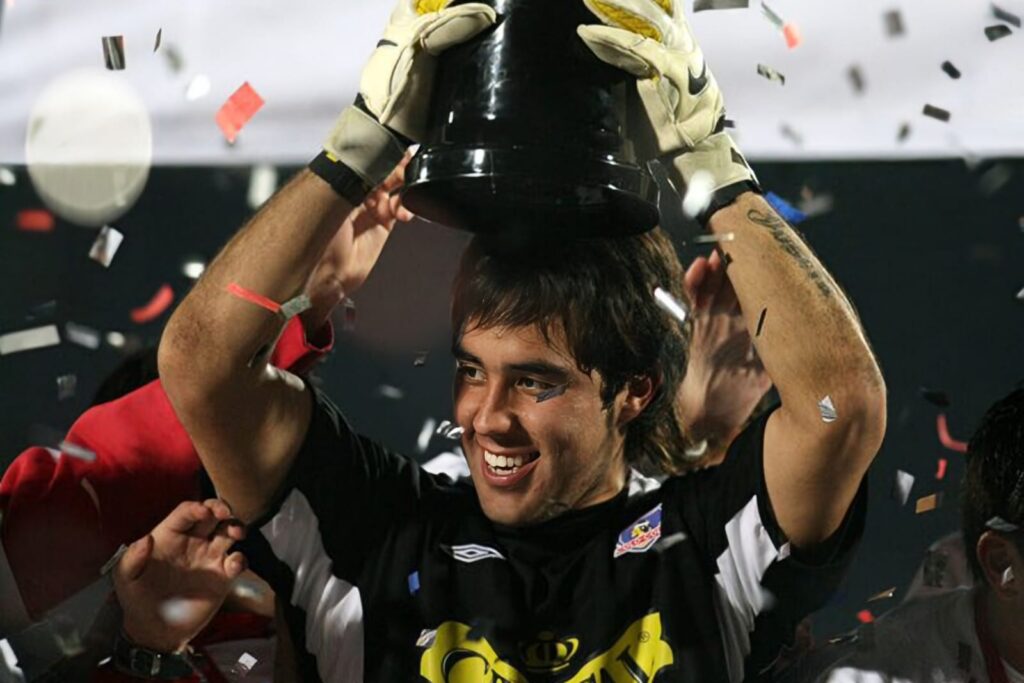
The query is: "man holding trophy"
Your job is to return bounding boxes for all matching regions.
[110,0,887,680]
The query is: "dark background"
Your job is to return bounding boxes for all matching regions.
[1,158,1022,638]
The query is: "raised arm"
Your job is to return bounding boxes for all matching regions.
[577,0,885,546]
[709,192,885,547]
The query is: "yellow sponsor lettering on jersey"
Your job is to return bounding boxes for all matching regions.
[419,613,673,683]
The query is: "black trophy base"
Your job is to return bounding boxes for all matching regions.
[401,145,660,238]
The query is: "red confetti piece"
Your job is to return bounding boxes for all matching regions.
[935,458,948,480]
[783,23,802,49]
[936,413,968,453]
[130,284,174,324]
[226,282,281,314]
[17,209,54,232]
[856,609,874,624]
[215,82,264,143]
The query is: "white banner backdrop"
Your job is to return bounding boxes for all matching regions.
[1,0,1023,165]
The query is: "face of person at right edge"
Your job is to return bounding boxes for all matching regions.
[453,320,643,528]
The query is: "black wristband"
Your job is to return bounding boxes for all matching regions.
[112,630,195,679]
[308,151,374,206]
[698,179,763,227]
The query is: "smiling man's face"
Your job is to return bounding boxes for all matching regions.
[454,321,646,527]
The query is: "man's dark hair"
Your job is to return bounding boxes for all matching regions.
[89,347,159,408]
[961,387,1024,582]
[450,229,693,476]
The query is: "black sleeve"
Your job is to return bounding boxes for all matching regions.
[674,407,868,680]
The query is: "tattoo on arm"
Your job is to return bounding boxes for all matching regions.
[746,208,834,300]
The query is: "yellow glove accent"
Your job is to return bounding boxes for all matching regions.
[416,0,450,16]
[588,0,662,42]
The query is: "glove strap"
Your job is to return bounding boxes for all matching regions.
[308,151,374,206]
[698,179,762,226]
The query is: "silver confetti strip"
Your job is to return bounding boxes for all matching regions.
[102,36,125,70]
[867,586,896,602]
[377,384,404,400]
[88,225,124,268]
[986,515,1020,532]
[58,441,97,462]
[992,3,1022,27]
[153,28,163,52]
[760,2,784,29]
[693,0,748,10]
[940,61,961,79]
[247,164,278,210]
[847,65,865,94]
[65,322,101,349]
[756,63,785,85]
[414,352,429,367]
[1002,566,1015,587]
[922,104,951,122]
[892,469,915,506]
[229,652,258,677]
[0,324,60,355]
[416,418,437,453]
[0,167,15,186]
[818,395,838,423]
[883,10,905,37]
[57,374,77,401]
[653,287,689,324]
[279,294,312,320]
[985,24,1012,40]
[692,232,735,244]
[435,420,464,440]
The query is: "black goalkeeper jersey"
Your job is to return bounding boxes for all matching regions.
[245,386,866,683]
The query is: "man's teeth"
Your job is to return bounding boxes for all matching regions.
[484,450,537,473]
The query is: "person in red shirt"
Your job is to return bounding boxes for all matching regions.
[0,212,359,681]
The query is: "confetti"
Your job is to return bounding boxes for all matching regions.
[897,122,911,142]
[182,260,206,280]
[130,284,174,324]
[856,609,874,624]
[755,308,767,336]
[341,298,356,331]
[765,192,807,224]
[435,421,465,441]
[106,331,126,348]
[919,387,951,408]
[985,24,1012,41]
[756,63,786,85]
[0,167,15,185]
[65,322,100,349]
[940,61,961,79]
[892,470,915,506]
[693,0,748,10]
[915,492,942,514]
[883,9,904,37]
[163,44,184,72]
[16,209,54,232]
[226,282,280,314]
[761,2,784,29]
[416,418,437,453]
[102,36,125,70]
[818,395,838,423]
[935,458,948,480]
[922,104,951,122]
[782,23,801,49]
[0,324,60,355]
[653,287,689,324]
[936,413,968,453]
[978,163,1012,196]
[247,164,278,210]
[1017,286,1024,301]
[847,65,866,94]
[416,629,438,648]
[408,571,420,595]
[992,3,1021,28]
[780,123,803,146]
[185,74,210,101]
[231,578,266,600]
[57,374,77,400]
[682,170,714,218]
[867,587,896,602]
[216,81,265,143]
[229,652,258,677]
[153,28,162,52]
[691,232,735,245]
[536,384,568,403]
[58,440,96,462]
[414,351,429,367]
[656,531,688,551]
[88,225,124,268]
[987,516,1020,532]
[279,294,312,320]
[1001,566,1015,587]
[377,384,404,400]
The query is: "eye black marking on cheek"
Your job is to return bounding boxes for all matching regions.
[536,384,569,403]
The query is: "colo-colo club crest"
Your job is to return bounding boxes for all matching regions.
[613,504,662,558]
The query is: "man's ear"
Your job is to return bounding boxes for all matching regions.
[617,374,658,427]
[977,530,1021,598]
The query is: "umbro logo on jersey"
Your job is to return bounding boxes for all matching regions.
[688,62,710,96]
[614,504,663,558]
[442,543,506,563]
